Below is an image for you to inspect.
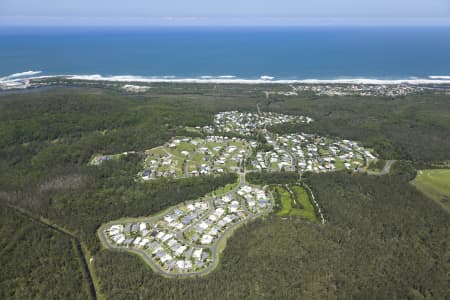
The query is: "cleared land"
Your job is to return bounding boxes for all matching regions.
[209,180,239,197]
[271,185,317,221]
[412,169,450,213]
[291,185,317,222]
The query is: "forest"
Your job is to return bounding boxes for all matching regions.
[0,85,449,299]
[246,171,300,185]
[0,204,91,300]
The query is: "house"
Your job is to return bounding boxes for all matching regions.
[215,207,225,217]
[192,248,203,259]
[164,215,175,223]
[182,216,194,225]
[161,233,173,242]
[142,169,151,180]
[175,245,187,256]
[160,254,172,263]
[201,234,213,244]
[184,248,193,259]
[198,221,209,231]
[139,238,150,247]
[191,233,199,242]
[108,224,123,236]
[184,260,193,270]
[176,260,185,270]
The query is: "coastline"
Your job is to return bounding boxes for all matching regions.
[3,71,450,90]
[64,74,450,85]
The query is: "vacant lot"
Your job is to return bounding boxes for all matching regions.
[271,185,317,221]
[291,185,317,222]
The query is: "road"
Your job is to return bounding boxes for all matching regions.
[102,101,381,277]
[98,170,274,278]
[255,102,327,225]
[366,160,396,176]
[378,160,395,175]
[256,102,263,115]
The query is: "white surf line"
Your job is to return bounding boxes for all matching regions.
[25,74,450,86]
[0,70,42,81]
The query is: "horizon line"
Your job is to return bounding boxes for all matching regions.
[2,24,450,28]
[2,16,450,27]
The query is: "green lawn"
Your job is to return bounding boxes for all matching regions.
[167,141,197,159]
[190,152,205,163]
[205,142,224,154]
[146,147,167,157]
[184,126,202,134]
[291,185,317,222]
[209,181,238,197]
[319,148,329,156]
[271,185,317,221]
[334,159,346,171]
[224,159,239,171]
[274,186,293,216]
[412,169,450,213]
[187,152,207,172]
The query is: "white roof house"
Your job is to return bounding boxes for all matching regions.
[139,238,150,247]
[201,234,213,244]
[198,221,209,230]
[161,254,172,263]
[176,260,185,270]
[175,246,187,256]
[215,207,225,217]
[193,248,203,259]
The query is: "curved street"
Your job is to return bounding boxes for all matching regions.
[98,171,274,278]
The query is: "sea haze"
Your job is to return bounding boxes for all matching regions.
[1,26,450,80]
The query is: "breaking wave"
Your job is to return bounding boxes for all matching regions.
[3,71,450,86]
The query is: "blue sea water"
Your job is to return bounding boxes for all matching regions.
[1,26,450,79]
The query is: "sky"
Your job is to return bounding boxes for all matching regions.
[1,0,449,26]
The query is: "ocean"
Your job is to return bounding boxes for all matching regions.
[1,26,450,82]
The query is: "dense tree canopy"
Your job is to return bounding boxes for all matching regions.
[0,85,449,299]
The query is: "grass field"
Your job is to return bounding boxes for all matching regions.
[167,142,197,159]
[273,186,292,216]
[146,147,168,157]
[209,181,238,197]
[334,159,345,171]
[412,169,450,213]
[271,185,317,221]
[291,185,317,222]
